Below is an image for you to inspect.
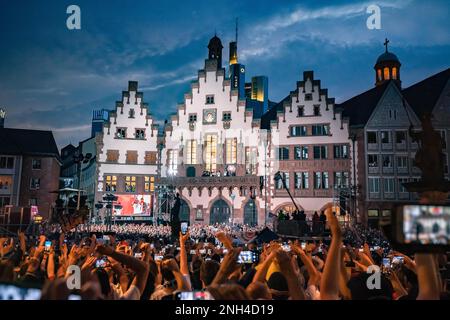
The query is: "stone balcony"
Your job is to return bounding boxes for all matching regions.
[160,175,261,194]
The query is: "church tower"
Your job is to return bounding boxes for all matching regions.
[208,34,223,69]
[374,38,401,87]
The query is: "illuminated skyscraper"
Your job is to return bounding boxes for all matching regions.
[229,39,245,100]
[251,77,268,105]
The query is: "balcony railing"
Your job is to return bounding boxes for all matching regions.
[160,175,260,189]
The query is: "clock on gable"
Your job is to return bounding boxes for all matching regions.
[203,108,217,124]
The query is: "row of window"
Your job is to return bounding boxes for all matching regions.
[0,158,41,170]
[116,128,147,140]
[0,157,14,169]
[106,150,157,164]
[367,130,408,145]
[105,175,155,193]
[275,171,350,190]
[367,130,447,148]
[277,145,349,160]
[188,111,232,123]
[167,138,257,175]
[368,154,411,169]
[290,124,330,137]
[368,177,414,193]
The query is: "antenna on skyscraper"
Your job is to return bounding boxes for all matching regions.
[235,17,238,44]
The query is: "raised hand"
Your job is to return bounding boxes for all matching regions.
[325,210,342,239]
[179,231,190,245]
[212,247,241,285]
[95,244,115,256]
[163,258,180,273]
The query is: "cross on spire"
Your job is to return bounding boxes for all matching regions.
[384,38,390,53]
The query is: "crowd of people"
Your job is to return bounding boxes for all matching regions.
[0,211,448,300]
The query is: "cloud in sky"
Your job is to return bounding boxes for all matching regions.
[0,0,449,148]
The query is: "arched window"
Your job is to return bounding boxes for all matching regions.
[180,199,190,223]
[384,67,390,80]
[244,199,258,226]
[210,199,230,224]
[377,69,382,81]
[392,67,397,80]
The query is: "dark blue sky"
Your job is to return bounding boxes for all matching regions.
[1,0,449,148]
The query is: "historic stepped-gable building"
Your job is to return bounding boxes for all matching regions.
[95,81,159,219]
[340,42,450,228]
[161,35,267,226]
[262,71,353,216]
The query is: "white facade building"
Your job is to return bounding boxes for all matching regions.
[95,81,159,219]
[161,36,267,226]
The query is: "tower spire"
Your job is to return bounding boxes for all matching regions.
[235,17,238,44]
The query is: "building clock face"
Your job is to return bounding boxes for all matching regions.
[203,109,217,124]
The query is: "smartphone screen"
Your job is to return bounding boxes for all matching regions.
[282,244,291,252]
[382,258,391,269]
[181,222,188,235]
[178,291,213,300]
[301,242,306,250]
[95,259,106,268]
[44,241,51,252]
[392,256,404,264]
[238,251,256,264]
[154,255,163,262]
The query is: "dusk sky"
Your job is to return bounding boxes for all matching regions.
[1,0,449,149]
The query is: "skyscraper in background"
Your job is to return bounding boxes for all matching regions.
[244,76,269,118]
[251,76,268,113]
[91,109,110,137]
[229,38,245,100]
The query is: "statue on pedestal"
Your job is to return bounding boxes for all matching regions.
[404,113,450,202]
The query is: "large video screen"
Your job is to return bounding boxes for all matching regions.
[113,195,152,215]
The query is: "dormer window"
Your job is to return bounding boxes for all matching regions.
[129,108,135,118]
[206,95,215,104]
[116,128,126,139]
[305,93,313,101]
[297,106,304,117]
